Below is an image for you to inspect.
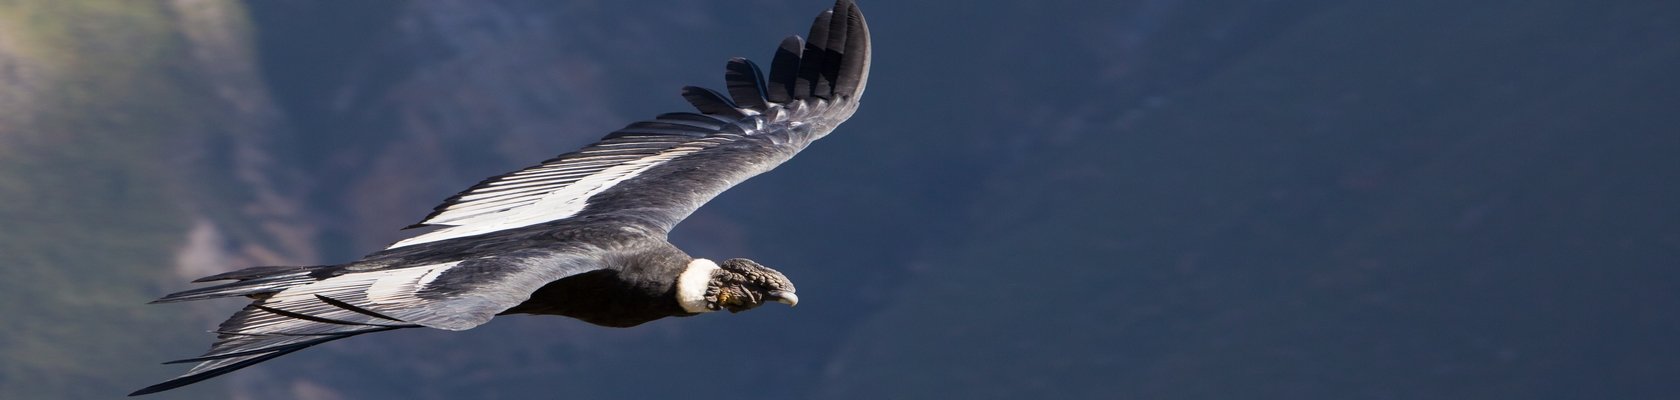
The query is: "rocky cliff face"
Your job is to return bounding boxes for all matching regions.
[2,0,1676,399]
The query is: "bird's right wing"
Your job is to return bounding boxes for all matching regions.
[384,0,870,249]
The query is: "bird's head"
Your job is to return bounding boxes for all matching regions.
[705,258,798,313]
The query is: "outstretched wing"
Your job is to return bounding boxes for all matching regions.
[389,0,870,249]
[137,1,870,395]
[132,251,598,396]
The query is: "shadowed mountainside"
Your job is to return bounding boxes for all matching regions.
[814,1,1680,398]
[0,1,314,398]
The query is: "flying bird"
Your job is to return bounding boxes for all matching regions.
[132,0,869,395]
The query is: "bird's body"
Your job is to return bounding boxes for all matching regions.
[134,0,869,395]
[378,214,697,328]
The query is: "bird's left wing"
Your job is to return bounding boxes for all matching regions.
[388,0,870,248]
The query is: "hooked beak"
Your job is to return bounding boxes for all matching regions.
[767,291,799,307]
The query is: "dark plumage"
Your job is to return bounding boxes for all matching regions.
[132,1,869,396]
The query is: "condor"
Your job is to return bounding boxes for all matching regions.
[134,0,869,395]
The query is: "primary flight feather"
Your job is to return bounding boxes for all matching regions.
[133,0,869,395]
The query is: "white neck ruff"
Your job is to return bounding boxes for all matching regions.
[676,258,719,313]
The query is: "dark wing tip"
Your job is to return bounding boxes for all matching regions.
[833,1,871,97]
[793,10,834,99]
[129,346,305,396]
[818,4,852,99]
[766,35,804,103]
[681,86,747,119]
[130,383,175,396]
[759,0,870,104]
[725,57,770,110]
[188,266,304,283]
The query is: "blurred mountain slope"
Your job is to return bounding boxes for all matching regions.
[0,1,315,397]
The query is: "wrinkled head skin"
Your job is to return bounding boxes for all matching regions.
[705,258,798,313]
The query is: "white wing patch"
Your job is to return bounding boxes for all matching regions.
[388,144,713,249]
[261,262,464,315]
[363,262,463,305]
[219,262,462,337]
